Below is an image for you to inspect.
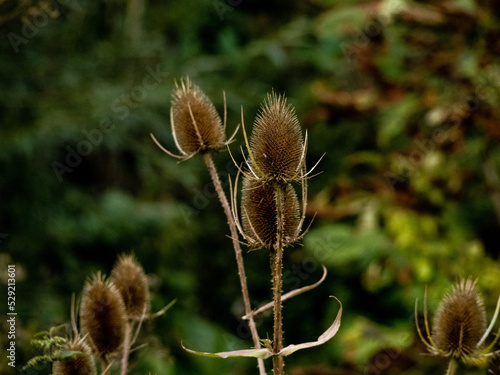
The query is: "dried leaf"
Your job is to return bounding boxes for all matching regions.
[278,296,342,357]
[182,343,273,359]
[244,265,328,319]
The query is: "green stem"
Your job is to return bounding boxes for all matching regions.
[272,184,285,375]
[203,153,266,375]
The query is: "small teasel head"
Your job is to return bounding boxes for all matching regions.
[247,92,304,183]
[240,177,300,249]
[415,277,500,373]
[80,272,126,358]
[110,254,150,320]
[52,336,96,375]
[432,278,486,359]
[170,78,225,156]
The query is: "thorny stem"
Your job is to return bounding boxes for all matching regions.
[272,184,285,375]
[120,321,132,375]
[203,153,266,375]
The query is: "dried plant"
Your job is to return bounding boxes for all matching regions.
[52,336,96,375]
[151,77,267,374]
[416,277,500,375]
[80,272,126,373]
[110,254,150,375]
[179,87,341,375]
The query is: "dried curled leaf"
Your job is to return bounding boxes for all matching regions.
[183,296,342,360]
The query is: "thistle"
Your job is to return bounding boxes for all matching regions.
[52,336,96,375]
[110,254,150,320]
[80,273,126,363]
[416,278,500,375]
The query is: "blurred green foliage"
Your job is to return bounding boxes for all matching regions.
[1,0,500,374]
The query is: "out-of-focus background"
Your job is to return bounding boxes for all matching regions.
[1,0,500,374]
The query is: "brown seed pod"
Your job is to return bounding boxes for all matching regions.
[171,78,225,155]
[110,254,150,320]
[52,337,96,375]
[80,273,126,358]
[249,92,304,182]
[240,177,300,249]
[432,278,486,358]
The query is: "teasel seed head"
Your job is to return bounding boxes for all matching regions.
[52,336,96,375]
[249,92,304,183]
[432,278,486,359]
[80,272,126,358]
[110,254,150,320]
[171,78,225,155]
[487,351,500,374]
[240,177,300,249]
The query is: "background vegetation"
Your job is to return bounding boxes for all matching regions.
[1,0,500,374]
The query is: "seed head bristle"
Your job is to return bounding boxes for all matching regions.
[80,272,126,358]
[250,92,303,182]
[241,177,300,249]
[110,254,150,320]
[432,278,486,359]
[488,351,500,374]
[171,78,225,155]
[52,336,96,375]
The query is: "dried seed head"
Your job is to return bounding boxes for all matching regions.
[250,92,303,182]
[171,78,225,155]
[52,337,96,375]
[110,254,150,320]
[487,351,500,374]
[241,177,300,249]
[432,278,486,358]
[80,272,126,358]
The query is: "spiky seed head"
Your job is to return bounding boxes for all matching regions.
[171,78,225,155]
[241,177,300,249]
[80,272,126,357]
[110,254,150,320]
[432,278,486,359]
[250,92,303,182]
[487,351,500,374]
[52,337,96,375]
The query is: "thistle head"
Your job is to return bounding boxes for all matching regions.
[432,278,486,359]
[170,78,225,156]
[110,254,150,320]
[52,336,96,375]
[248,92,304,183]
[240,177,300,249]
[80,272,126,358]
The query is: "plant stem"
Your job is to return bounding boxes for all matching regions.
[445,358,457,375]
[203,153,266,375]
[120,321,132,375]
[272,184,285,375]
